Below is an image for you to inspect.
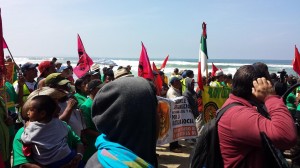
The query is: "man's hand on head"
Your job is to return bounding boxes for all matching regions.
[252,77,276,102]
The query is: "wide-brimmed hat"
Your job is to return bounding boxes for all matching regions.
[91,63,100,71]
[22,87,68,119]
[114,68,133,79]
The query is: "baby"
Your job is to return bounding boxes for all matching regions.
[21,95,83,167]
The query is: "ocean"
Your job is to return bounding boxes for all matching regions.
[12,56,295,81]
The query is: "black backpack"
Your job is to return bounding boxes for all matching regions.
[189,102,242,168]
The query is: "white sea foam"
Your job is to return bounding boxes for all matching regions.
[11,56,296,83]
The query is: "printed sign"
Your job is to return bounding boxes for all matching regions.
[202,86,231,123]
[157,96,197,145]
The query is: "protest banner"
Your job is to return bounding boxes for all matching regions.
[157,96,197,145]
[202,86,231,123]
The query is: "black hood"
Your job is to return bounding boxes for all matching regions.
[92,77,158,166]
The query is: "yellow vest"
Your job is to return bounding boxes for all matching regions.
[13,81,31,103]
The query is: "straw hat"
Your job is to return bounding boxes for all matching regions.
[114,68,133,79]
[22,87,68,119]
[91,63,100,71]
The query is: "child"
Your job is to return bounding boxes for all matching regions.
[21,95,83,167]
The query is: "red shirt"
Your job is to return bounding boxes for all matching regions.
[218,94,297,168]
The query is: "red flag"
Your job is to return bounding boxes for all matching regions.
[152,62,158,72]
[293,45,300,76]
[211,62,219,77]
[77,34,85,58]
[2,37,7,49]
[0,9,5,76]
[197,62,204,91]
[160,55,169,70]
[73,53,94,78]
[138,42,154,80]
[74,34,93,78]
[153,62,163,96]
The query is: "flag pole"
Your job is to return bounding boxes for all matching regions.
[0,8,9,116]
[4,39,20,71]
[206,65,208,79]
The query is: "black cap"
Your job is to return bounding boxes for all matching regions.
[88,79,103,91]
[170,76,182,84]
[21,62,38,73]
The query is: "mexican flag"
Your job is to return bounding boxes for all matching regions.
[200,22,208,76]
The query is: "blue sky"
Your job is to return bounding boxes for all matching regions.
[1,1,300,60]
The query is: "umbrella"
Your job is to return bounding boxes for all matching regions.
[94,58,117,67]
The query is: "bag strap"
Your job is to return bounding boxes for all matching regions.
[216,102,243,122]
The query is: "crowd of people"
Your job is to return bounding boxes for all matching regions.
[0,56,300,167]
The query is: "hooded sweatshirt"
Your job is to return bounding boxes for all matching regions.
[85,77,158,167]
[21,118,70,165]
[182,78,199,118]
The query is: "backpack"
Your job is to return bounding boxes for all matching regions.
[189,102,242,168]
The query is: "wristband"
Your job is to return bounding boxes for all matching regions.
[77,153,83,160]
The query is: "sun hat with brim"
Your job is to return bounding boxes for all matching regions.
[91,63,100,71]
[114,68,133,79]
[21,62,39,73]
[22,87,68,119]
[45,73,70,86]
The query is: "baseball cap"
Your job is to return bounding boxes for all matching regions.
[58,66,69,73]
[45,73,70,86]
[38,61,53,75]
[21,62,39,73]
[170,76,182,84]
[87,79,104,91]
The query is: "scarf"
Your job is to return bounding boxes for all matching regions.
[96,134,154,168]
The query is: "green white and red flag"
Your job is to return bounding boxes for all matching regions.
[200,22,208,76]
[197,22,207,91]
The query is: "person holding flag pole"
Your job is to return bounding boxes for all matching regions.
[0,8,13,168]
[3,37,20,71]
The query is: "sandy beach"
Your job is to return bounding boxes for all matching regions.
[157,140,194,168]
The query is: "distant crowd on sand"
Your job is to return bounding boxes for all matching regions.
[1,55,300,167]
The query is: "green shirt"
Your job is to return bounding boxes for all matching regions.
[81,97,98,162]
[13,123,82,166]
[5,81,18,113]
[74,92,87,108]
[286,92,296,117]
